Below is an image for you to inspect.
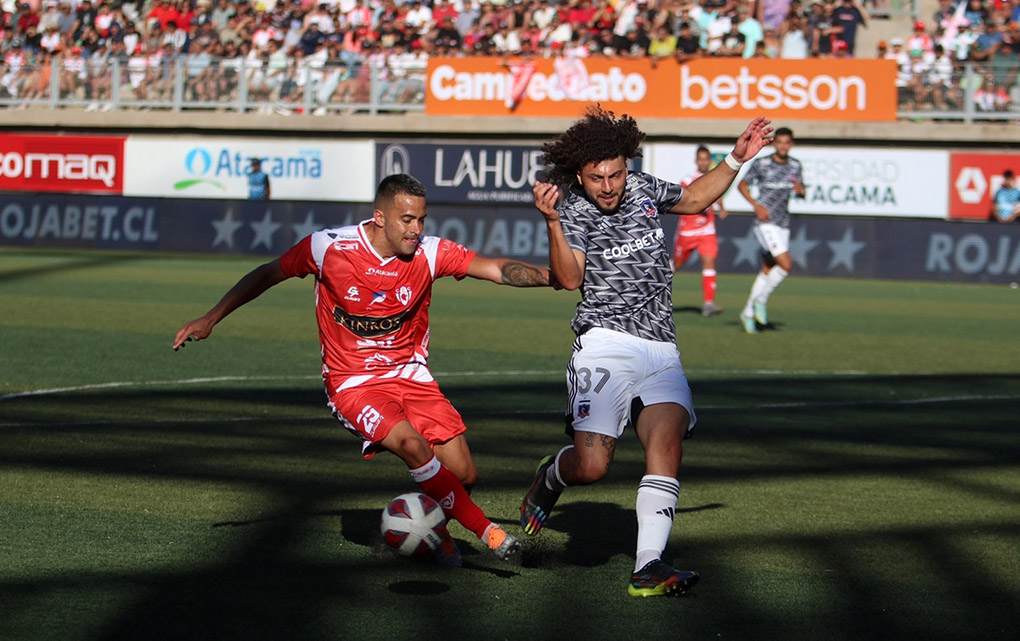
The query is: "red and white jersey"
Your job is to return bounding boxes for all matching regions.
[279,222,476,395]
[676,170,718,238]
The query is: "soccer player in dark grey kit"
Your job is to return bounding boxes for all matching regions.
[522,107,773,597]
[736,127,805,334]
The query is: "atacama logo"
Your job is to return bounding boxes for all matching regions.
[679,66,867,111]
[0,152,116,187]
[429,64,647,103]
[174,147,324,192]
[175,148,226,192]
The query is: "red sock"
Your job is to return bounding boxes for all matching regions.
[410,456,491,538]
[702,269,717,304]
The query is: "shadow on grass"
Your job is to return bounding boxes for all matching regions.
[0,374,1018,640]
[0,248,147,285]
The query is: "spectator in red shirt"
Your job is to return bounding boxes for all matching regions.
[568,0,596,28]
[148,0,182,32]
[433,0,458,25]
[17,3,40,34]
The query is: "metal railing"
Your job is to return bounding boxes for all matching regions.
[0,56,426,115]
[1,54,1017,122]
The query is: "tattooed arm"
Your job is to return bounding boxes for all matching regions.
[466,256,562,289]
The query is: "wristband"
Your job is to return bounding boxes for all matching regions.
[724,152,742,171]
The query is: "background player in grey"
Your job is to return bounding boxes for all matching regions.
[736,127,805,334]
[522,106,773,597]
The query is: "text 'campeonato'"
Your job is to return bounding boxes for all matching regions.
[429,64,869,112]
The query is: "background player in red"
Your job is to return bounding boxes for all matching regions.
[172,173,556,566]
[671,145,728,317]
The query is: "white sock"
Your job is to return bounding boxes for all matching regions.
[543,445,571,493]
[742,271,769,316]
[757,266,788,304]
[634,475,680,573]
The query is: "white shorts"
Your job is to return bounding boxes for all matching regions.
[753,222,790,257]
[565,328,696,439]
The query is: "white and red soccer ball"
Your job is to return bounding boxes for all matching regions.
[380,492,448,557]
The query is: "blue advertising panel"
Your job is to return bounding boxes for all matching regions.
[2,194,1018,284]
[375,142,643,205]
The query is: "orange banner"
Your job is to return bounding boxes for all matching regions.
[425,57,897,122]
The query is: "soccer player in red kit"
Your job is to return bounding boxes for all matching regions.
[671,145,728,317]
[173,174,556,566]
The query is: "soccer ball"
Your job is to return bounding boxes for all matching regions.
[380,492,448,557]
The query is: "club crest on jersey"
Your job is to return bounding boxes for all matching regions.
[396,286,412,306]
[638,197,658,217]
[577,400,590,418]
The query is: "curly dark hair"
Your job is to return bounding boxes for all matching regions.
[540,106,645,186]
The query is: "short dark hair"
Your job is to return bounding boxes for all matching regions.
[540,105,644,186]
[1005,169,1015,179]
[375,173,427,208]
[774,127,794,139]
[696,145,710,156]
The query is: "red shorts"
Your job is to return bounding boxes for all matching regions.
[673,234,719,267]
[329,378,467,459]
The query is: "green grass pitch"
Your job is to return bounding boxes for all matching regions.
[1,247,1018,641]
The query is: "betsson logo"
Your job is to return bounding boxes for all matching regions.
[430,64,868,112]
[679,66,867,111]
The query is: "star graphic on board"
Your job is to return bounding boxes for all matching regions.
[827,227,868,272]
[211,208,244,249]
[729,225,763,269]
[250,210,282,250]
[789,225,820,270]
[292,211,323,240]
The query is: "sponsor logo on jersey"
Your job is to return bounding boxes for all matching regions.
[333,307,408,337]
[366,267,399,277]
[334,242,359,251]
[396,285,412,306]
[344,286,361,302]
[600,228,664,260]
[355,337,395,350]
[637,196,658,217]
[370,291,386,305]
[364,352,395,370]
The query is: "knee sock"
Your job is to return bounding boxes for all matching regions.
[701,269,717,304]
[411,456,491,539]
[543,445,572,492]
[742,271,769,316]
[757,266,788,304]
[634,475,680,572]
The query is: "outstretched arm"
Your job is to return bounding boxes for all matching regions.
[172,259,290,350]
[671,116,773,215]
[534,180,585,290]
[466,255,560,288]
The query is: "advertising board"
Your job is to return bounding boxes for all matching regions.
[122,137,376,202]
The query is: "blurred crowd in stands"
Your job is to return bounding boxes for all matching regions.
[0,0,1017,112]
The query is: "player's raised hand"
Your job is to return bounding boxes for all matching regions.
[732,117,774,164]
[173,316,215,351]
[533,181,562,223]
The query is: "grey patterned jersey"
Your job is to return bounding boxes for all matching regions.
[558,171,684,343]
[742,154,803,229]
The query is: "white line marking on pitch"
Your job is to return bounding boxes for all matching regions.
[0,368,912,403]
